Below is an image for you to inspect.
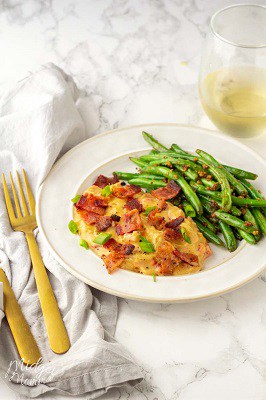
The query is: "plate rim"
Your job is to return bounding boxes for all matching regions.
[36,123,266,303]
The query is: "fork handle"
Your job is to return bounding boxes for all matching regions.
[26,232,70,354]
[0,269,41,365]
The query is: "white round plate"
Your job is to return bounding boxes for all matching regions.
[36,124,266,302]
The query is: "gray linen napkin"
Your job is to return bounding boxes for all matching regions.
[0,64,143,397]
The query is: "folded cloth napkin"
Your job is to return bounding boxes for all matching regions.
[0,280,3,326]
[0,64,143,397]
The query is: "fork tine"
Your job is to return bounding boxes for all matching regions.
[22,170,35,215]
[16,171,29,216]
[10,173,22,218]
[2,173,16,224]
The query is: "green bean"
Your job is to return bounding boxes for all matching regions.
[251,208,266,235]
[230,206,242,217]
[218,221,237,252]
[149,149,159,155]
[140,153,185,161]
[201,178,220,189]
[240,179,264,200]
[115,172,164,181]
[198,195,219,214]
[231,197,266,207]
[196,159,232,212]
[115,172,139,180]
[195,214,217,233]
[224,166,257,180]
[194,220,225,246]
[171,140,256,180]
[148,158,198,180]
[128,178,166,189]
[142,131,168,152]
[142,165,203,214]
[190,181,221,200]
[191,182,266,208]
[141,164,178,180]
[130,157,149,168]
[237,229,256,244]
[243,209,260,231]
[139,173,166,181]
[214,211,257,234]
[233,228,243,241]
[182,200,196,218]
[149,156,201,172]
[171,144,187,154]
[243,209,261,241]
[196,149,247,196]
[143,132,257,180]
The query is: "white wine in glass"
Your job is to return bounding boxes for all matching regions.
[199,5,266,138]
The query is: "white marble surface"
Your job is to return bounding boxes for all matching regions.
[0,0,265,399]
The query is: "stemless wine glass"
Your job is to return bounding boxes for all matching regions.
[199,4,266,138]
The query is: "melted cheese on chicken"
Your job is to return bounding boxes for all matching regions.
[73,183,211,275]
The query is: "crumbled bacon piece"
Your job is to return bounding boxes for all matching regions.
[154,242,181,275]
[93,174,119,188]
[116,225,124,235]
[165,217,184,229]
[77,210,111,231]
[102,253,125,273]
[104,238,135,255]
[124,198,143,212]
[151,180,181,200]
[75,194,108,215]
[164,228,182,241]
[112,184,141,198]
[116,209,143,235]
[148,209,165,230]
[173,249,199,266]
[77,210,98,224]
[111,214,121,222]
[95,216,112,231]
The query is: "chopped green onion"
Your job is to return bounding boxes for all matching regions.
[181,227,191,243]
[68,220,78,234]
[143,206,156,215]
[139,236,155,253]
[139,235,150,243]
[93,233,112,245]
[71,194,81,203]
[101,185,111,196]
[152,273,156,282]
[79,239,89,250]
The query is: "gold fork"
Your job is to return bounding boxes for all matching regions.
[2,170,70,354]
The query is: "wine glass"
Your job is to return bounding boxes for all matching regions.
[199,4,266,138]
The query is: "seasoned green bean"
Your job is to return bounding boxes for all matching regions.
[237,229,256,244]
[130,157,149,168]
[196,159,232,212]
[240,179,264,200]
[251,208,266,235]
[218,221,237,252]
[142,131,168,152]
[214,211,257,234]
[224,165,257,180]
[194,214,217,233]
[194,220,225,246]
[128,178,166,189]
[148,158,198,180]
[115,171,164,181]
[196,149,247,196]
[201,178,220,189]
